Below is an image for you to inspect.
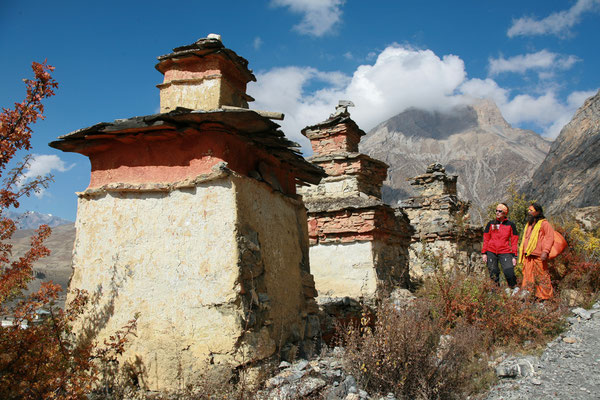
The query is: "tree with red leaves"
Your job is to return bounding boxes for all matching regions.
[0,62,97,400]
[0,62,137,400]
[0,61,57,304]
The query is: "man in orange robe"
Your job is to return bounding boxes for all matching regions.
[519,203,555,300]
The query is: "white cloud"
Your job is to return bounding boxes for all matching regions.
[250,45,468,151]
[489,50,579,76]
[253,37,263,50]
[461,81,597,138]
[248,44,596,151]
[271,0,345,37]
[18,154,75,197]
[343,51,353,60]
[507,0,600,38]
[459,78,509,106]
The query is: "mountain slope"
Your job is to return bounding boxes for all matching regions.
[524,90,600,215]
[360,99,551,223]
[7,223,76,308]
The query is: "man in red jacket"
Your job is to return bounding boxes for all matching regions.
[482,203,519,290]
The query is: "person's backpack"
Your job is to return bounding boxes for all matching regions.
[549,230,567,259]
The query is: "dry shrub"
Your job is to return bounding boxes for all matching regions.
[136,363,268,400]
[341,302,491,399]
[421,271,565,348]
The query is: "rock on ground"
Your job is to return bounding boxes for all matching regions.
[485,302,600,400]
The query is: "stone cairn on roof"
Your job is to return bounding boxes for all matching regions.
[299,102,413,309]
[50,34,325,391]
[398,163,482,280]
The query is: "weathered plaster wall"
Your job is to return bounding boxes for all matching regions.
[70,179,242,389]
[300,177,363,201]
[304,121,362,155]
[409,239,482,280]
[307,206,404,245]
[299,176,383,202]
[158,56,249,112]
[68,174,320,390]
[309,241,377,298]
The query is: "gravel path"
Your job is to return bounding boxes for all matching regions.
[485,302,600,400]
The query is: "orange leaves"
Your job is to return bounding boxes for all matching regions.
[0,62,97,399]
[0,224,52,304]
[0,61,58,171]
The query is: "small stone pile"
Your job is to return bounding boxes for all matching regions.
[256,348,396,400]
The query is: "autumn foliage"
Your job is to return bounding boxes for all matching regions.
[342,301,492,399]
[0,61,92,399]
[0,61,57,305]
[0,62,138,399]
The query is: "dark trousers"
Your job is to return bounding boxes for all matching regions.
[486,252,517,288]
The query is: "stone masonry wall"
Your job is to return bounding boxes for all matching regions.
[399,164,482,281]
[233,175,321,360]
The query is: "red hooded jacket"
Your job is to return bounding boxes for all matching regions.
[482,218,519,256]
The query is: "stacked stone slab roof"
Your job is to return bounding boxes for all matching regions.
[50,108,324,192]
[50,35,325,194]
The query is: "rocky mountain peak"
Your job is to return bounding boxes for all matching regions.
[360,99,551,224]
[471,98,510,129]
[524,90,600,215]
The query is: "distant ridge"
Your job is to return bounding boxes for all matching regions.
[5,210,73,230]
[360,99,551,224]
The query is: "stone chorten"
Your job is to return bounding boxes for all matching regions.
[399,163,482,279]
[298,104,412,303]
[50,35,325,390]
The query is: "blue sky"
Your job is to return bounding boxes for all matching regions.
[1,0,599,221]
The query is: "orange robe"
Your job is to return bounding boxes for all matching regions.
[521,220,555,300]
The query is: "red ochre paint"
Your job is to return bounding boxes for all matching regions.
[85,127,297,195]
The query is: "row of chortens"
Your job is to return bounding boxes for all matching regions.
[50,34,481,390]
